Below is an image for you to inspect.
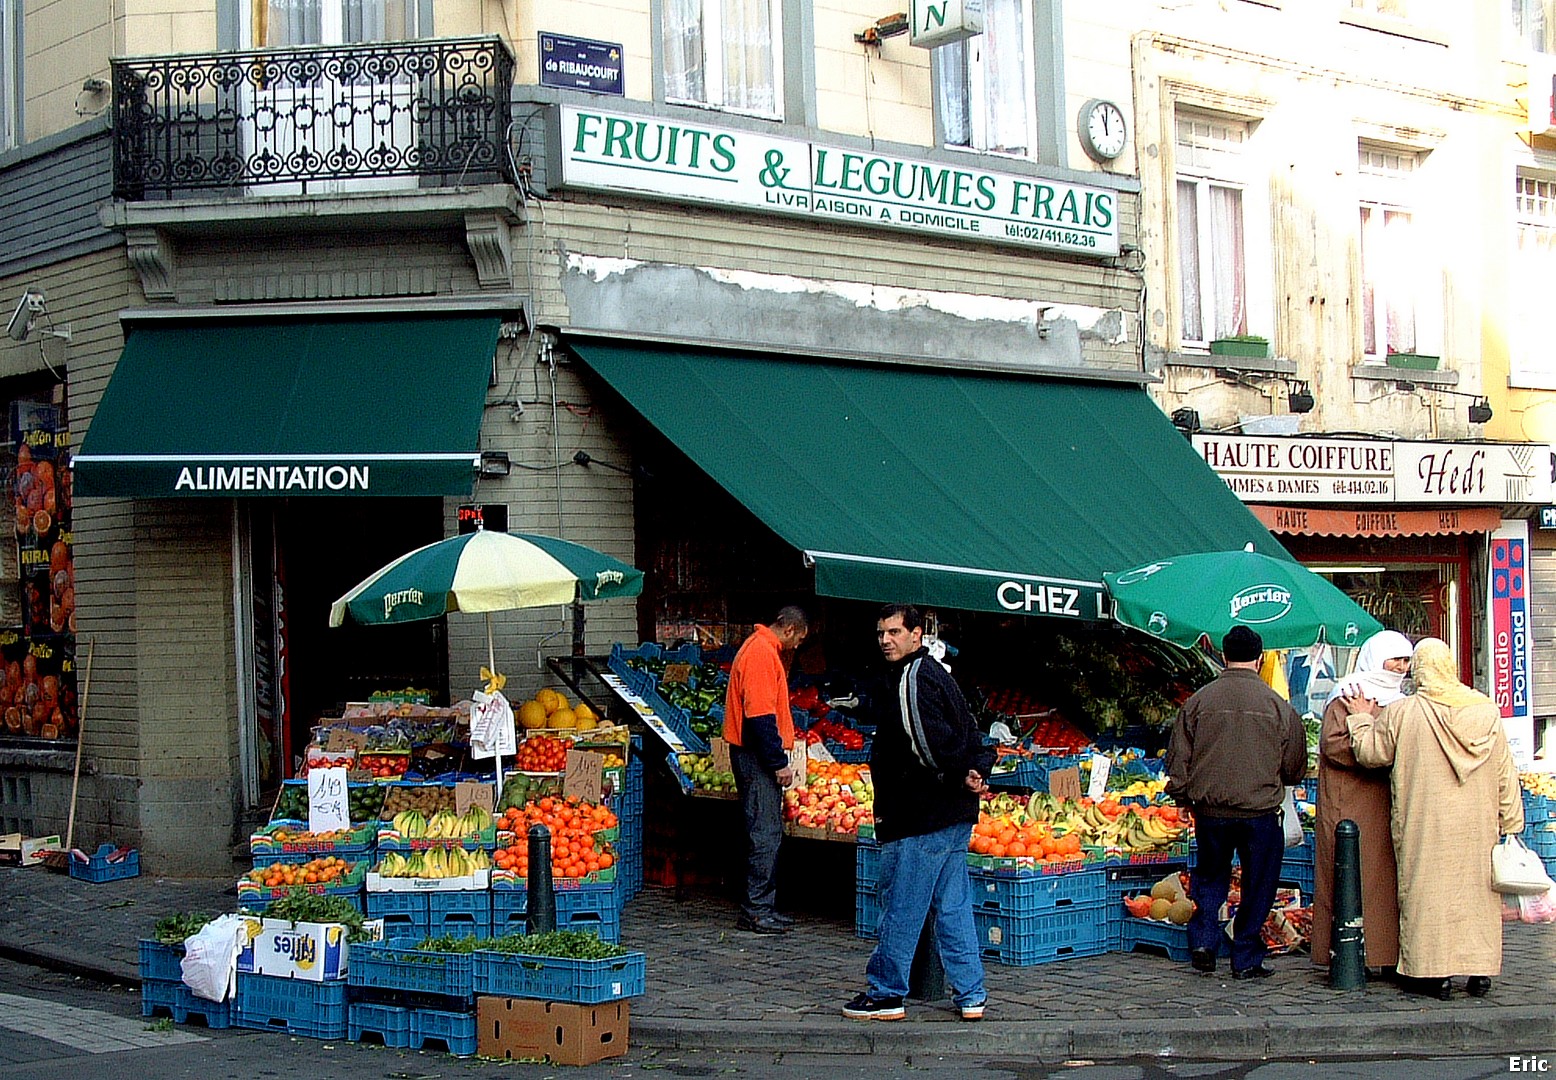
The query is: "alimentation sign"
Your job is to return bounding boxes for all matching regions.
[558,106,1120,257]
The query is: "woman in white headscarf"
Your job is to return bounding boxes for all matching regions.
[1309,630,1413,972]
[1345,637,1523,1000]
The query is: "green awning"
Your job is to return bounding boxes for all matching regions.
[74,315,501,498]
[570,340,1288,620]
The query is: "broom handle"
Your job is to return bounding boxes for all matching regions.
[65,638,94,851]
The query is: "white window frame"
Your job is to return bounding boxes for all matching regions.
[1510,0,1556,53]
[241,0,421,49]
[933,0,1038,160]
[1174,112,1272,349]
[662,0,784,121]
[1358,144,1435,362]
[1511,173,1556,387]
[0,0,18,153]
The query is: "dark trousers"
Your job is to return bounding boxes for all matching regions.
[730,744,783,919]
[1189,812,1284,972]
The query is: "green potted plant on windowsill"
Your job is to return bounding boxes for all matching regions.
[1383,352,1440,370]
[1208,334,1271,359]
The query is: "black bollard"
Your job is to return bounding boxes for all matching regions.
[907,913,946,1001]
[526,823,557,935]
[1329,818,1366,990]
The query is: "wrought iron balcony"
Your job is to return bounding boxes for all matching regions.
[112,35,516,200]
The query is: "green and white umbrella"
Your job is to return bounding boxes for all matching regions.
[1102,544,1383,651]
[328,528,643,628]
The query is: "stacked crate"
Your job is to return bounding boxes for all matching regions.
[618,739,645,902]
[346,942,478,1054]
[138,939,232,1029]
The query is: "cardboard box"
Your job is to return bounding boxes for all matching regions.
[0,833,63,867]
[235,917,351,981]
[476,997,628,1066]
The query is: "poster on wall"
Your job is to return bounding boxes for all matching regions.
[1489,520,1537,768]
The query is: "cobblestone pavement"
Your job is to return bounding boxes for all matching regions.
[3,865,1555,1060]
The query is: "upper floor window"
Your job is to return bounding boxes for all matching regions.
[0,0,17,153]
[254,0,420,47]
[662,0,782,118]
[1512,0,1556,52]
[933,0,1034,157]
[1175,114,1251,344]
[1511,174,1556,385]
[1358,144,1429,360]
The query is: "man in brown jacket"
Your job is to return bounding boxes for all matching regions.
[1166,625,1306,979]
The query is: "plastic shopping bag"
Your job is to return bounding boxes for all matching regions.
[1491,834,1555,896]
[180,913,249,1002]
[1518,885,1556,923]
[1281,785,1304,848]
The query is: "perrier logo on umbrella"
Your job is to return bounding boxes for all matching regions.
[1228,584,1294,625]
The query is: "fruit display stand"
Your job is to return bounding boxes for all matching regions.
[238,857,369,912]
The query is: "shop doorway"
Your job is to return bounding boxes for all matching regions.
[241,498,448,790]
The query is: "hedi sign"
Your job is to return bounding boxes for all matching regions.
[910,0,984,48]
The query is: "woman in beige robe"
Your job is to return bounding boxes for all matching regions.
[1310,630,1412,970]
[1344,637,1523,1000]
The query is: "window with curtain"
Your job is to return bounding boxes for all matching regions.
[1512,0,1556,52]
[662,0,782,117]
[1512,175,1556,384]
[0,0,17,153]
[933,0,1034,157]
[1358,144,1425,360]
[1175,114,1250,345]
[258,0,417,47]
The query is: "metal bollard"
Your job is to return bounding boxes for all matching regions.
[1329,818,1366,990]
[526,823,557,934]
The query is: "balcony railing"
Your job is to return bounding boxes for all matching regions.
[112,36,515,200]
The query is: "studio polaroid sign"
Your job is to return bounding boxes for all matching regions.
[539,33,623,96]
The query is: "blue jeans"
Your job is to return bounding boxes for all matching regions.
[866,822,985,1008]
[1189,812,1284,972]
[730,745,783,920]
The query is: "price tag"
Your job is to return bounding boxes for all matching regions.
[307,766,350,833]
[806,741,837,763]
[709,737,732,773]
[1049,767,1083,803]
[325,728,368,751]
[455,780,495,817]
[662,663,693,685]
[563,749,606,804]
[1086,753,1112,802]
[785,744,808,789]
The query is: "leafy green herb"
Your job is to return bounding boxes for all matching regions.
[153,912,214,946]
[242,888,375,943]
[413,934,482,954]
[482,929,627,960]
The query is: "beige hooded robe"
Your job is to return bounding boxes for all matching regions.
[1348,638,1523,979]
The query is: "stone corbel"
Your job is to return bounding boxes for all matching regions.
[465,212,514,289]
[125,227,177,300]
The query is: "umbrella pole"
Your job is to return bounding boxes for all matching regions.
[487,612,503,801]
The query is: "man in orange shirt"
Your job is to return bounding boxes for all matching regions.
[723,605,808,934]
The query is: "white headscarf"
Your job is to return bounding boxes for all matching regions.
[1323,629,1414,710]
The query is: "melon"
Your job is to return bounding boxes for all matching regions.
[1167,899,1194,925]
[1148,897,1172,920]
[1150,880,1179,901]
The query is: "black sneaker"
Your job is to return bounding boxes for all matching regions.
[842,993,906,1021]
[1190,948,1217,973]
[735,914,789,935]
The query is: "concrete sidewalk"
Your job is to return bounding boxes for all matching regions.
[3,865,1553,1062]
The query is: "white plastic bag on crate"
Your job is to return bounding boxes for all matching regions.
[1280,785,1304,848]
[180,913,249,1002]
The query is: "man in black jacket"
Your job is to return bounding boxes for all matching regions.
[843,604,996,1022]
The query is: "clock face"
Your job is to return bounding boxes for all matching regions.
[1082,100,1127,162]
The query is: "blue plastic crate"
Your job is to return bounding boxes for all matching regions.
[69,844,140,883]
[348,942,475,1001]
[242,890,364,916]
[348,1001,411,1047]
[1120,917,1229,962]
[410,1006,478,1056]
[234,972,347,1039]
[826,744,872,764]
[139,939,185,983]
[970,867,1106,914]
[472,948,646,1004]
[1278,861,1315,898]
[367,890,432,920]
[428,891,492,939]
[973,902,1108,967]
[855,886,881,940]
[141,977,234,1029]
[856,842,881,888]
[1524,791,1556,824]
[1525,822,1556,859]
[491,887,621,941]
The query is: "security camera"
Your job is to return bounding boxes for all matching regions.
[6,291,45,343]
